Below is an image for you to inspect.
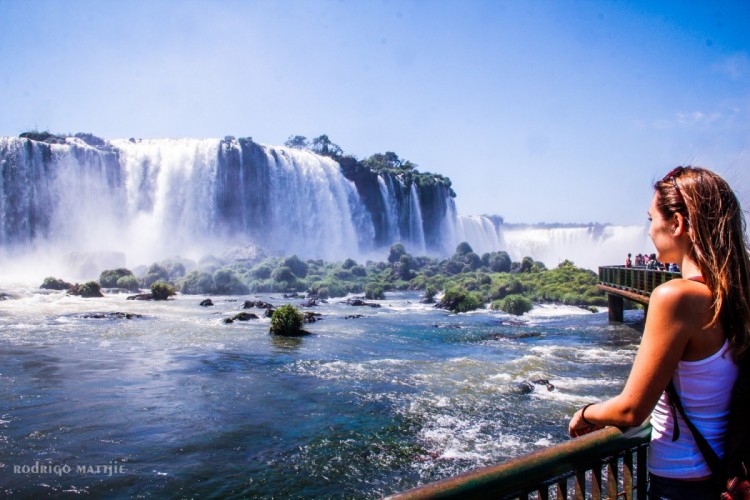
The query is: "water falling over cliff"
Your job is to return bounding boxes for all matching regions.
[0,134,651,280]
[0,135,458,275]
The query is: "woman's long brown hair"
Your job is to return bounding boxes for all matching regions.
[654,166,750,361]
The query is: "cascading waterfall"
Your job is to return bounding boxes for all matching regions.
[377,175,400,244]
[407,182,427,254]
[0,134,653,279]
[0,136,454,276]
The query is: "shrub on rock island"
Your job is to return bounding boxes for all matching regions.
[436,286,481,313]
[68,281,103,298]
[40,276,73,290]
[269,304,306,336]
[151,282,176,301]
[493,294,533,316]
[364,284,385,300]
[116,275,140,292]
[99,268,134,288]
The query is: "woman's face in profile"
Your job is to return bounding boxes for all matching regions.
[648,192,678,263]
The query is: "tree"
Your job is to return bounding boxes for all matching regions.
[388,243,407,264]
[285,135,308,149]
[455,242,474,255]
[311,134,343,157]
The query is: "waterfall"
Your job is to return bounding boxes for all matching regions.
[377,175,400,243]
[407,182,427,254]
[0,134,652,279]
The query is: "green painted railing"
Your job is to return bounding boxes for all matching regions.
[598,266,679,298]
[385,423,652,500]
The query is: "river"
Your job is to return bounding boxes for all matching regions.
[0,287,644,498]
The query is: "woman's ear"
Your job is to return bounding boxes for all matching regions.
[673,212,688,236]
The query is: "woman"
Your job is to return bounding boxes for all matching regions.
[568,166,750,499]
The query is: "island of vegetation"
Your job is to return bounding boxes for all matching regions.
[41,242,605,316]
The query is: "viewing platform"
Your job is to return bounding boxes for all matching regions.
[597,266,680,321]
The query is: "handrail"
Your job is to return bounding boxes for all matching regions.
[384,423,651,500]
[598,266,679,299]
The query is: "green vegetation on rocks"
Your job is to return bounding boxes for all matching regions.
[130,241,603,318]
[99,268,134,288]
[41,277,72,290]
[270,304,306,336]
[151,282,176,301]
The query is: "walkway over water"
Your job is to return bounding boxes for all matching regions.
[598,266,680,321]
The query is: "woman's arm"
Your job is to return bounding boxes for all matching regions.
[569,281,700,437]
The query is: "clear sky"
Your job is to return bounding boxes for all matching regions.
[1,0,749,225]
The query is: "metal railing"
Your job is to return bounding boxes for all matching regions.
[384,423,651,500]
[598,266,678,298]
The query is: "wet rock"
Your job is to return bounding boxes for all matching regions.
[200,299,214,307]
[344,298,381,308]
[345,314,364,319]
[486,332,542,341]
[300,298,318,307]
[532,379,555,391]
[243,300,274,309]
[79,312,143,320]
[232,312,259,321]
[127,293,154,301]
[303,311,322,323]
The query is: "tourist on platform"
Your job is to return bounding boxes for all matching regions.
[626,253,632,268]
[669,262,680,273]
[568,166,750,499]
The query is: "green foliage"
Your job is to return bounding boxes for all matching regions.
[179,270,216,294]
[365,284,385,300]
[270,304,305,336]
[79,281,103,298]
[151,282,176,300]
[455,242,473,255]
[437,286,482,313]
[250,263,273,280]
[493,294,533,315]
[271,266,296,283]
[99,268,134,288]
[142,263,170,287]
[283,255,308,278]
[388,243,407,264]
[285,135,308,149]
[116,275,140,291]
[67,281,103,297]
[40,276,72,290]
[213,269,249,295]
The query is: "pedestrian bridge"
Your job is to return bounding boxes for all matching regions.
[597,266,680,321]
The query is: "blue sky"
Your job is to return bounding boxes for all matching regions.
[1,0,749,225]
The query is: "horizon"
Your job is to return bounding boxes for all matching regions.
[1,0,749,224]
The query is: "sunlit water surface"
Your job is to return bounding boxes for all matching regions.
[0,288,644,498]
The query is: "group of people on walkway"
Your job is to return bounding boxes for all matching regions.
[625,252,680,272]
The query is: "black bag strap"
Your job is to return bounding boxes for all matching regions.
[665,380,727,486]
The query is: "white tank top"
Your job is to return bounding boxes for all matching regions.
[649,339,738,478]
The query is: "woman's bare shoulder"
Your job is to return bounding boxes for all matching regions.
[650,278,713,315]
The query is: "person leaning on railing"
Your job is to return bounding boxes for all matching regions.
[568,166,750,500]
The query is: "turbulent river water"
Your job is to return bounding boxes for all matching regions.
[0,287,644,498]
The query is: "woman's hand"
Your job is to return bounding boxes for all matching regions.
[569,406,604,437]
